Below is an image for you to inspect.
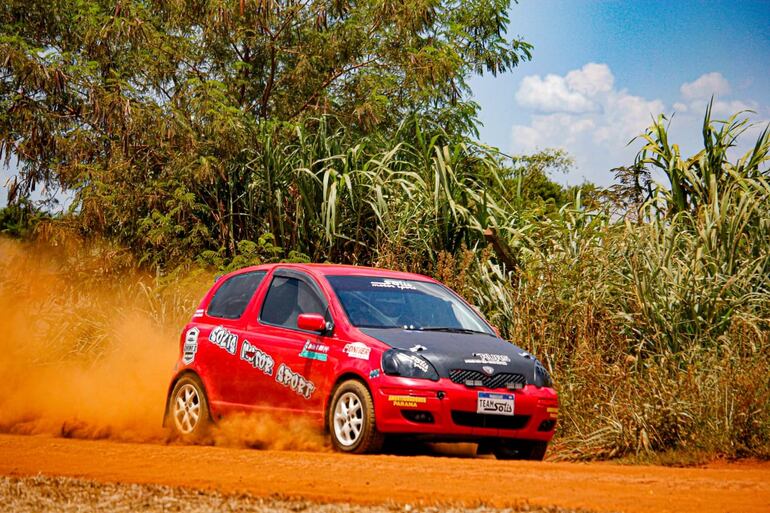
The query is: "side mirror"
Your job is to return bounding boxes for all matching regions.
[297,313,327,333]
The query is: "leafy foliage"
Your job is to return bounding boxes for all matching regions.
[0,0,531,265]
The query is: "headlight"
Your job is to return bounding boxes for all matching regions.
[381,349,439,381]
[534,360,553,388]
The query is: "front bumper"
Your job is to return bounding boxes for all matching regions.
[373,376,558,442]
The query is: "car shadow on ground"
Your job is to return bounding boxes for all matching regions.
[381,439,492,459]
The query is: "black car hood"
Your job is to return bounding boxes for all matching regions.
[360,328,537,384]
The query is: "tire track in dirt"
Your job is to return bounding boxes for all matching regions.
[1,435,768,513]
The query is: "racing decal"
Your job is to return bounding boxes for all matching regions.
[343,342,371,360]
[405,353,430,372]
[192,309,204,318]
[275,363,316,399]
[182,327,199,365]
[299,340,329,362]
[388,395,427,408]
[369,369,380,379]
[240,340,275,376]
[370,279,416,290]
[208,326,238,355]
[464,353,510,366]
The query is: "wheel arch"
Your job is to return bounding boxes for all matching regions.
[324,370,372,432]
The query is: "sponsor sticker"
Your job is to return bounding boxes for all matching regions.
[343,342,371,360]
[464,353,510,366]
[299,340,329,362]
[275,363,316,399]
[240,340,275,376]
[388,395,427,408]
[370,279,417,290]
[192,309,204,318]
[547,407,559,419]
[369,369,381,379]
[208,326,239,355]
[182,327,199,365]
[406,354,430,372]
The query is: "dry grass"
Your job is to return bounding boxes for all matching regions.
[0,476,589,513]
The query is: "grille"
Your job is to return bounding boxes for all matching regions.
[449,369,527,389]
[451,411,530,430]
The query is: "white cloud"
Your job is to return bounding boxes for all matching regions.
[509,65,767,186]
[673,102,688,113]
[680,72,731,100]
[514,63,617,114]
[710,99,755,116]
[511,113,596,153]
[516,73,596,113]
[565,63,614,97]
[594,92,664,145]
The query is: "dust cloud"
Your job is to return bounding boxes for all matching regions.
[212,414,328,451]
[0,238,179,442]
[0,238,327,451]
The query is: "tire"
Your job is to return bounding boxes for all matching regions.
[328,380,384,454]
[493,440,548,461]
[167,374,211,442]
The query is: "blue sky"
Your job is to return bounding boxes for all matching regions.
[470,0,770,185]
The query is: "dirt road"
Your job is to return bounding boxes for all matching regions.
[1,434,768,513]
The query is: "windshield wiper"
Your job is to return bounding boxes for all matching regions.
[416,327,493,336]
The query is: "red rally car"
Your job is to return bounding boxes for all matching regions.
[164,264,558,460]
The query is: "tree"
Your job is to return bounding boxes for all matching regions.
[0,0,531,264]
[501,148,573,207]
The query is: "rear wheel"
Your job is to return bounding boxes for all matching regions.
[167,374,211,441]
[493,440,548,461]
[328,380,383,454]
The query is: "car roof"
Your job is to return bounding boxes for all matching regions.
[231,263,437,282]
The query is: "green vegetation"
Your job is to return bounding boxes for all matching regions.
[1,1,769,461]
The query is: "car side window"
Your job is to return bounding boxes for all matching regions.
[207,271,266,319]
[260,275,326,330]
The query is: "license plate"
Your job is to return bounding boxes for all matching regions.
[477,392,515,416]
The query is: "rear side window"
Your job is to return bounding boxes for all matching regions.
[207,271,266,319]
[260,275,326,329]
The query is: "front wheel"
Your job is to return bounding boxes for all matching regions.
[493,440,548,461]
[328,380,383,454]
[167,374,211,441]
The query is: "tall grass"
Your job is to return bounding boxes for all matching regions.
[446,107,770,459]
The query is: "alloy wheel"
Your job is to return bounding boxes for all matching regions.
[173,383,202,434]
[333,391,364,446]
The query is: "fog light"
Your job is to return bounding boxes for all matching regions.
[401,410,435,424]
[538,419,556,432]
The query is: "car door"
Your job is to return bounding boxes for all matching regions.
[242,269,333,415]
[194,270,267,407]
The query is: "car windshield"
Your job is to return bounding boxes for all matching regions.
[326,275,494,335]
